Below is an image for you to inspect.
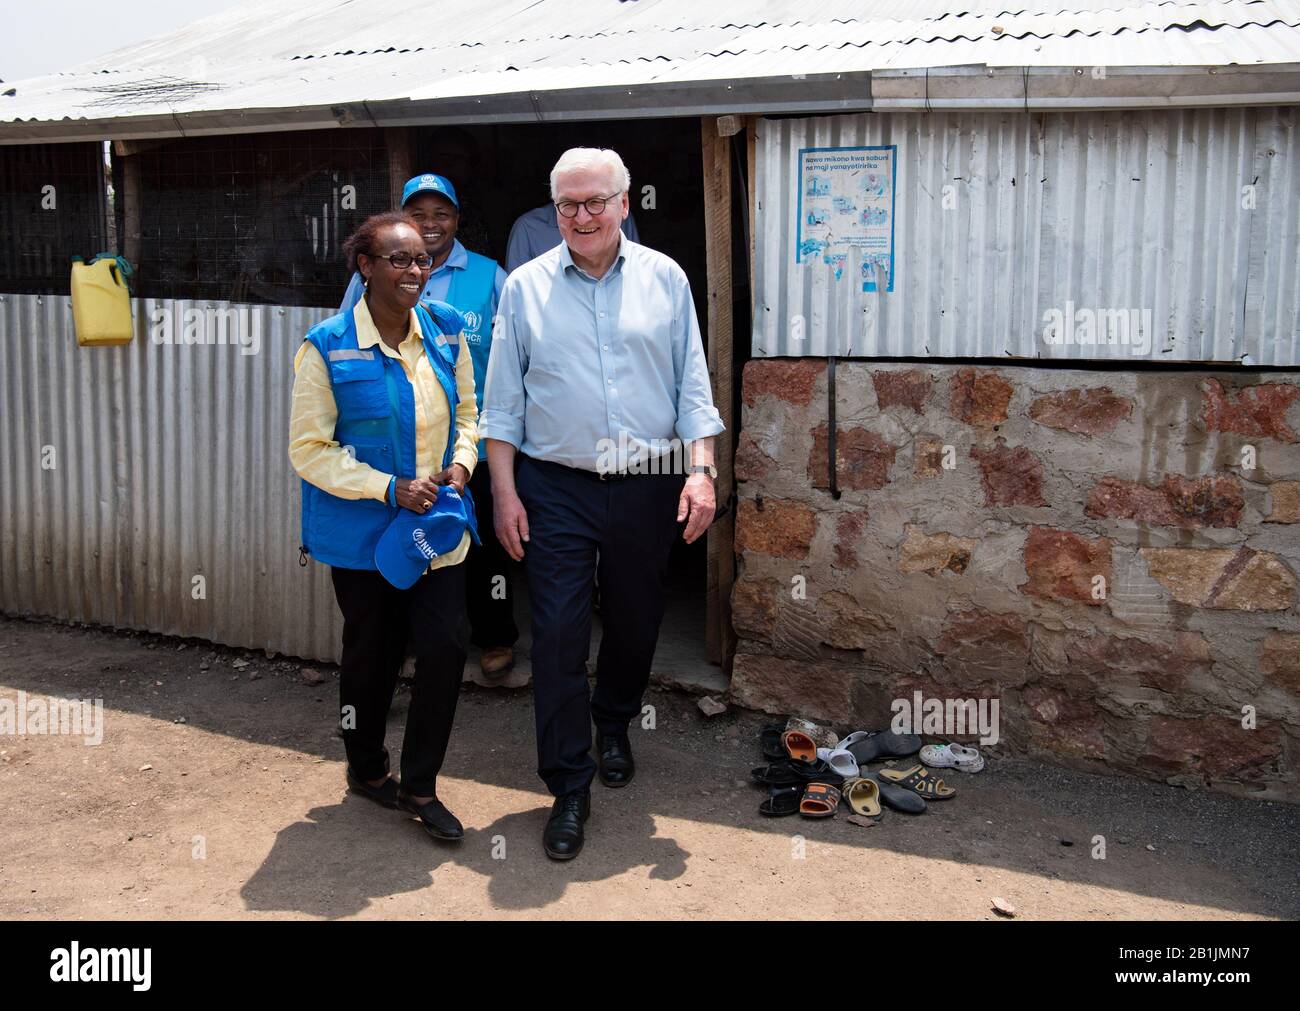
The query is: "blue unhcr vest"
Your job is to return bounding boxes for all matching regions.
[444,250,498,458]
[298,299,478,571]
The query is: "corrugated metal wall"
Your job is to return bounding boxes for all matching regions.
[0,294,343,662]
[753,107,1300,363]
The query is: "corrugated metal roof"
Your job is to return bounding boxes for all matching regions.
[2,1,1300,139]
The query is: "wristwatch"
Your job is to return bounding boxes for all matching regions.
[689,464,718,480]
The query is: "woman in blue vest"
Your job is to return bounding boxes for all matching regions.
[291,211,480,842]
[340,174,519,681]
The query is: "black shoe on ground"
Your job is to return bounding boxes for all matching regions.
[397,787,464,841]
[543,789,590,861]
[597,731,635,788]
[346,767,399,808]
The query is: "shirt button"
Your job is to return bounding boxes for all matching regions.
[607,378,613,384]
[602,345,609,351]
[599,312,606,318]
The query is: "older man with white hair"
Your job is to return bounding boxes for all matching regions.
[481,147,724,860]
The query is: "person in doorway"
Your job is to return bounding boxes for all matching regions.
[340,175,519,680]
[291,211,479,842]
[505,197,640,273]
[480,147,724,861]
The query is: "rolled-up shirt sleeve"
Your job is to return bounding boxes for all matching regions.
[288,342,392,503]
[479,282,528,448]
[671,268,725,442]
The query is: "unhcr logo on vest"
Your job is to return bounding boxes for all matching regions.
[462,310,483,341]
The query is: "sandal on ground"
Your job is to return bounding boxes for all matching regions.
[759,784,803,817]
[785,717,838,751]
[345,767,399,809]
[760,722,787,761]
[841,777,882,817]
[845,730,922,764]
[815,746,860,779]
[870,772,927,814]
[877,763,957,800]
[752,759,845,787]
[798,781,841,818]
[782,729,817,763]
[920,742,985,773]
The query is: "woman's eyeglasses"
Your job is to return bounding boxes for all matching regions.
[555,193,622,218]
[371,252,435,270]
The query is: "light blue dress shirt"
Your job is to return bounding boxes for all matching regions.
[481,234,724,472]
[505,204,640,273]
[337,238,506,315]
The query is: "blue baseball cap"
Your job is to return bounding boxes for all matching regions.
[374,485,479,589]
[401,173,459,210]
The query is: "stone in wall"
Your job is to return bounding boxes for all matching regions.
[1266,481,1300,523]
[1022,685,1108,760]
[936,608,1034,685]
[1141,715,1283,783]
[914,437,946,478]
[1020,527,1112,605]
[950,368,1013,427]
[809,425,897,491]
[1199,378,1300,443]
[898,524,976,575]
[1027,387,1133,437]
[818,590,894,650]
[1085,474,1244,528]
[730,577,780,642]
[970,438,1048,507]
[832,510,868,570]
[872,369,930,414]
[1066,631,1213,697]
[735,497,816,560]
[734,431,773,483]
[1139,546,1295,611]
[1259,633,1300,696]
[742,359,825,408]
[729,652,856,724]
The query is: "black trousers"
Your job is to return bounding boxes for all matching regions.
[330,564,468,797]
[515,454,684,797]
[465,463,520,649]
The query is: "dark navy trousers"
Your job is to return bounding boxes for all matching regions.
[515,454,684,797]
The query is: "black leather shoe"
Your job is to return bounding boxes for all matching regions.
[597,732,635,788]
[397,788,464,841]
[346,767,399,808]
[543,789,590,861]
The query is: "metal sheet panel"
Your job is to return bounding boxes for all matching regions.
[752,107,1300,363]
[3,0,1300,137]
[0,293,343,662]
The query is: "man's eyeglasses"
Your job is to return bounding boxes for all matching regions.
[371,251,435,270]
[555,193,622,218]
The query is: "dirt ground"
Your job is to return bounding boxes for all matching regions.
[1,614,1296,921]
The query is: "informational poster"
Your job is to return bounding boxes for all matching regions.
[795,145,897,292]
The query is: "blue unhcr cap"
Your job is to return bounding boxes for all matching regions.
[374,485,479,589]
[402,173,459,210]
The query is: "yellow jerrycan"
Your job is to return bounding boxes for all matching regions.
[71,254,135,346]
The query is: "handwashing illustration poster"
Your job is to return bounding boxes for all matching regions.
[796,145,896,292]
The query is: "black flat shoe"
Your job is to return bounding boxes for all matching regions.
[397,788,464,841]
[543,789,590,861]
[346,767,399,808]
[597,732,635,788]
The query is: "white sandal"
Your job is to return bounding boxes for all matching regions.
[919,742,985,773]
[815,746,860,779]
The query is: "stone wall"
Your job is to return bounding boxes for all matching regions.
[730,360,1300,802]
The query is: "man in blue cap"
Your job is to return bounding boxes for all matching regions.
[342,174,519,680]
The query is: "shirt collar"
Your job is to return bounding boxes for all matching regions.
[352,295,419,355]
[433,239,468,274]
[559,230,629,280]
